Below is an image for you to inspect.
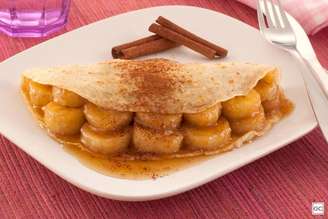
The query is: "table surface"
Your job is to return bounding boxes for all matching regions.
[1,0,328,218]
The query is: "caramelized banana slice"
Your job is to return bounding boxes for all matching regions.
[230,106,266,135]
[135,112,182,130]
[184,103,221,127]
[133,123,183,154]
[222,89,261,120]
[81,123,131,155]
[254,80,278,101]
[84,102,132,131]
[262,91,280,112]
[29,81,52,107]
[43,102,85,135]
[262,70,279,84]
[183,117,231,150]
[53,87,85,107]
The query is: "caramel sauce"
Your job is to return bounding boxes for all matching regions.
[280,94,294,116]
[63,144,210,180]
[21,78,294,180]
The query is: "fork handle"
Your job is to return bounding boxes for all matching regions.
[291,50,328,142]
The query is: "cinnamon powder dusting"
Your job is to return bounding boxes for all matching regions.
[115,59,186,112]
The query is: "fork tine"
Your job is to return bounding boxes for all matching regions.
[263,0,274,27]
[269,0,281,28]
[276,0,292,28]
[257,0,267,30]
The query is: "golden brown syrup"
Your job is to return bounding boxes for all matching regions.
[21,78,293,180]
[280,93,294,116]
[63,144,209,180]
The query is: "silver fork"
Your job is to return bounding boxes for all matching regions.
[257,0,328,142]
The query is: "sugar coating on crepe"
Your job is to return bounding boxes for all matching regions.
[22,59,276,114]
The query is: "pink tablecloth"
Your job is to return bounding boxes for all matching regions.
[1,0,328,218]
[237,0,328,35]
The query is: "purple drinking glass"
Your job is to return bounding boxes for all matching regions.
[0,0,71,37]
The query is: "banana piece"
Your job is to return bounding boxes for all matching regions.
[222,89,261,120]
[81,123,131,155]
[29,81,52,107]
[183,117,231,150]
[43,102,85,135]
[132,123,183,154]
[84,102,132,131]
[254,80,278,101]
[262,70,279,84]
[262,91,281,112]
[135,112,182,130]
[53,87,85,107]
[229,106,266,135]
[184,103,221,127]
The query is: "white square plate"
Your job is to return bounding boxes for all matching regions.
[0,6,316,201]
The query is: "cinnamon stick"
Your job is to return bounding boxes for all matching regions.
[149,23,217,59]
[156,16,228,57]
[112,35,178,59]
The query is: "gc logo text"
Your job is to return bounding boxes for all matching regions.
[312,202,325,216]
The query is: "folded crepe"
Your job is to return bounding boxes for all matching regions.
[21,59,293,160]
